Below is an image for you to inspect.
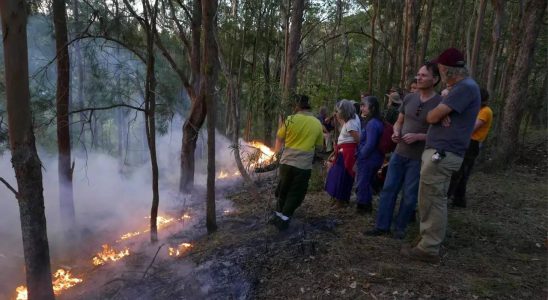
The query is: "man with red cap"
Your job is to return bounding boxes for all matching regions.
[400,48,481,263]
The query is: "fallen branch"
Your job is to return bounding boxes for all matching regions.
[142,243,165,279]
[0,177,18,198]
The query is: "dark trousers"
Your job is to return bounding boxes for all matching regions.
[447,140,480,207]
[275,164,312,217]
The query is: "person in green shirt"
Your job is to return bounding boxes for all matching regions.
[270,95,324,231]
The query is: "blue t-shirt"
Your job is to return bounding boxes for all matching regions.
[425,77,481,157]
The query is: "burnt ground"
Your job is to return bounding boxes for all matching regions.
[60,132,546,300]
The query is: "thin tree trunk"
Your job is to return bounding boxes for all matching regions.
[388,1,403,87]
[495,0,546,163]
[486,0,504,96]
[53,0,76,237]
[417,0,433,67]
[401,0,418,87]
[470,0,487,78]
[180,0,204,194]
[450,0,466,47]
[0,1,55,298]
[202,0,219,234]
[282,0,305,113]
[143,0,160,243]
[368,0,378,94]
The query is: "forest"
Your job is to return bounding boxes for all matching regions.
[0,0,546,299]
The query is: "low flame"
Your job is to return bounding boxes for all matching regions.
[217,170,241,179]
[168,243,193,257]
[15,268,83,300]
[117,215,179,242]
[247,141,276,169]
[92,244,130,266]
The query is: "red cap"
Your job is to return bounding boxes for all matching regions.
[431,48,465,67]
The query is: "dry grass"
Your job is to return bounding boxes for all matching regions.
[190,132,547,299]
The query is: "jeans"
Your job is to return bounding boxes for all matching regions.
[375,153,421,234]
[356,154,383,205]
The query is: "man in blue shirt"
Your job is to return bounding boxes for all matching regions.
[401,48,481,263]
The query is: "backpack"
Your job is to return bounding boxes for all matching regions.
[377,121,397,154]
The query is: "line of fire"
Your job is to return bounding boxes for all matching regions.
[11,141,276,300]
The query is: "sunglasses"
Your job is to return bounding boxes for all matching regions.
[416,103,425,116]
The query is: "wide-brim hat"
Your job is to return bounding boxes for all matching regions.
[385,92,402,104]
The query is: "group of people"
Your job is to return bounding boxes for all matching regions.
[269,48,493,264]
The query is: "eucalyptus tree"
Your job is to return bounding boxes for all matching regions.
[122,0,162,242]
[202,0,219,233]
[53,0,76,238]
[1,0,55,298]
[495,0,546,163]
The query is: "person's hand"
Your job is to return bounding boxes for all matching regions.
[402,133,420,144]
[441,115,451,127]
[391,131,401,143]
[441,88,450,97]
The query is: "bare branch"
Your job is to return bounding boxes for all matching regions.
[71,103,146,115]
[154,32,191,89]
[0,177,19,198]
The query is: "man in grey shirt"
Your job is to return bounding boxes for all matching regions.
[365,62,441,239]
[401,48,481,263]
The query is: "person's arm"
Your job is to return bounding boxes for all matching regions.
[349,130,360,144]
[274,137,284,153]
[473,119,486,132]
[392,113,404,143]
[359,121,381,158]
[426,103,453,124]
[315,128,324,152]
[402,132,427,144]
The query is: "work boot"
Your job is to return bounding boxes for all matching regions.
[400,244,440,264]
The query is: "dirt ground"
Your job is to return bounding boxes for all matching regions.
[60,133,546,300]
[190,133,547,299]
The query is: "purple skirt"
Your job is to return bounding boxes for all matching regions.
[325,152,355,201]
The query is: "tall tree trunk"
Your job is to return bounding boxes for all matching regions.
[368,0,378,94]
[388,1,403,87]
[470,0,487,78]
[72,0,86,150]
[53,0,76,237]
[262,29,274,145]
[180,0,204,194]
[0,1,55,298]
[282,0,305,113]
[495,0,546,163]
[486,0,504,96]
[202,0,219,233]
[142,0,160,243]
[417,0,433,67]
[449,0,466,47]
[401,0,418,87]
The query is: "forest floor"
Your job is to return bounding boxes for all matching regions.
[192,131,547,300]
[62,132,546,300]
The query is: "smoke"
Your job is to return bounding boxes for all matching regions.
[0,116,246,297]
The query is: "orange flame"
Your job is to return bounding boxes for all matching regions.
[117,215,178,242]
[168,243,193,257]
[15,268,83,300]
[92,244,130,266]
[247,141,276,168]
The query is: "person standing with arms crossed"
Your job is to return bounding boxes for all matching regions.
[401,48,480,263]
